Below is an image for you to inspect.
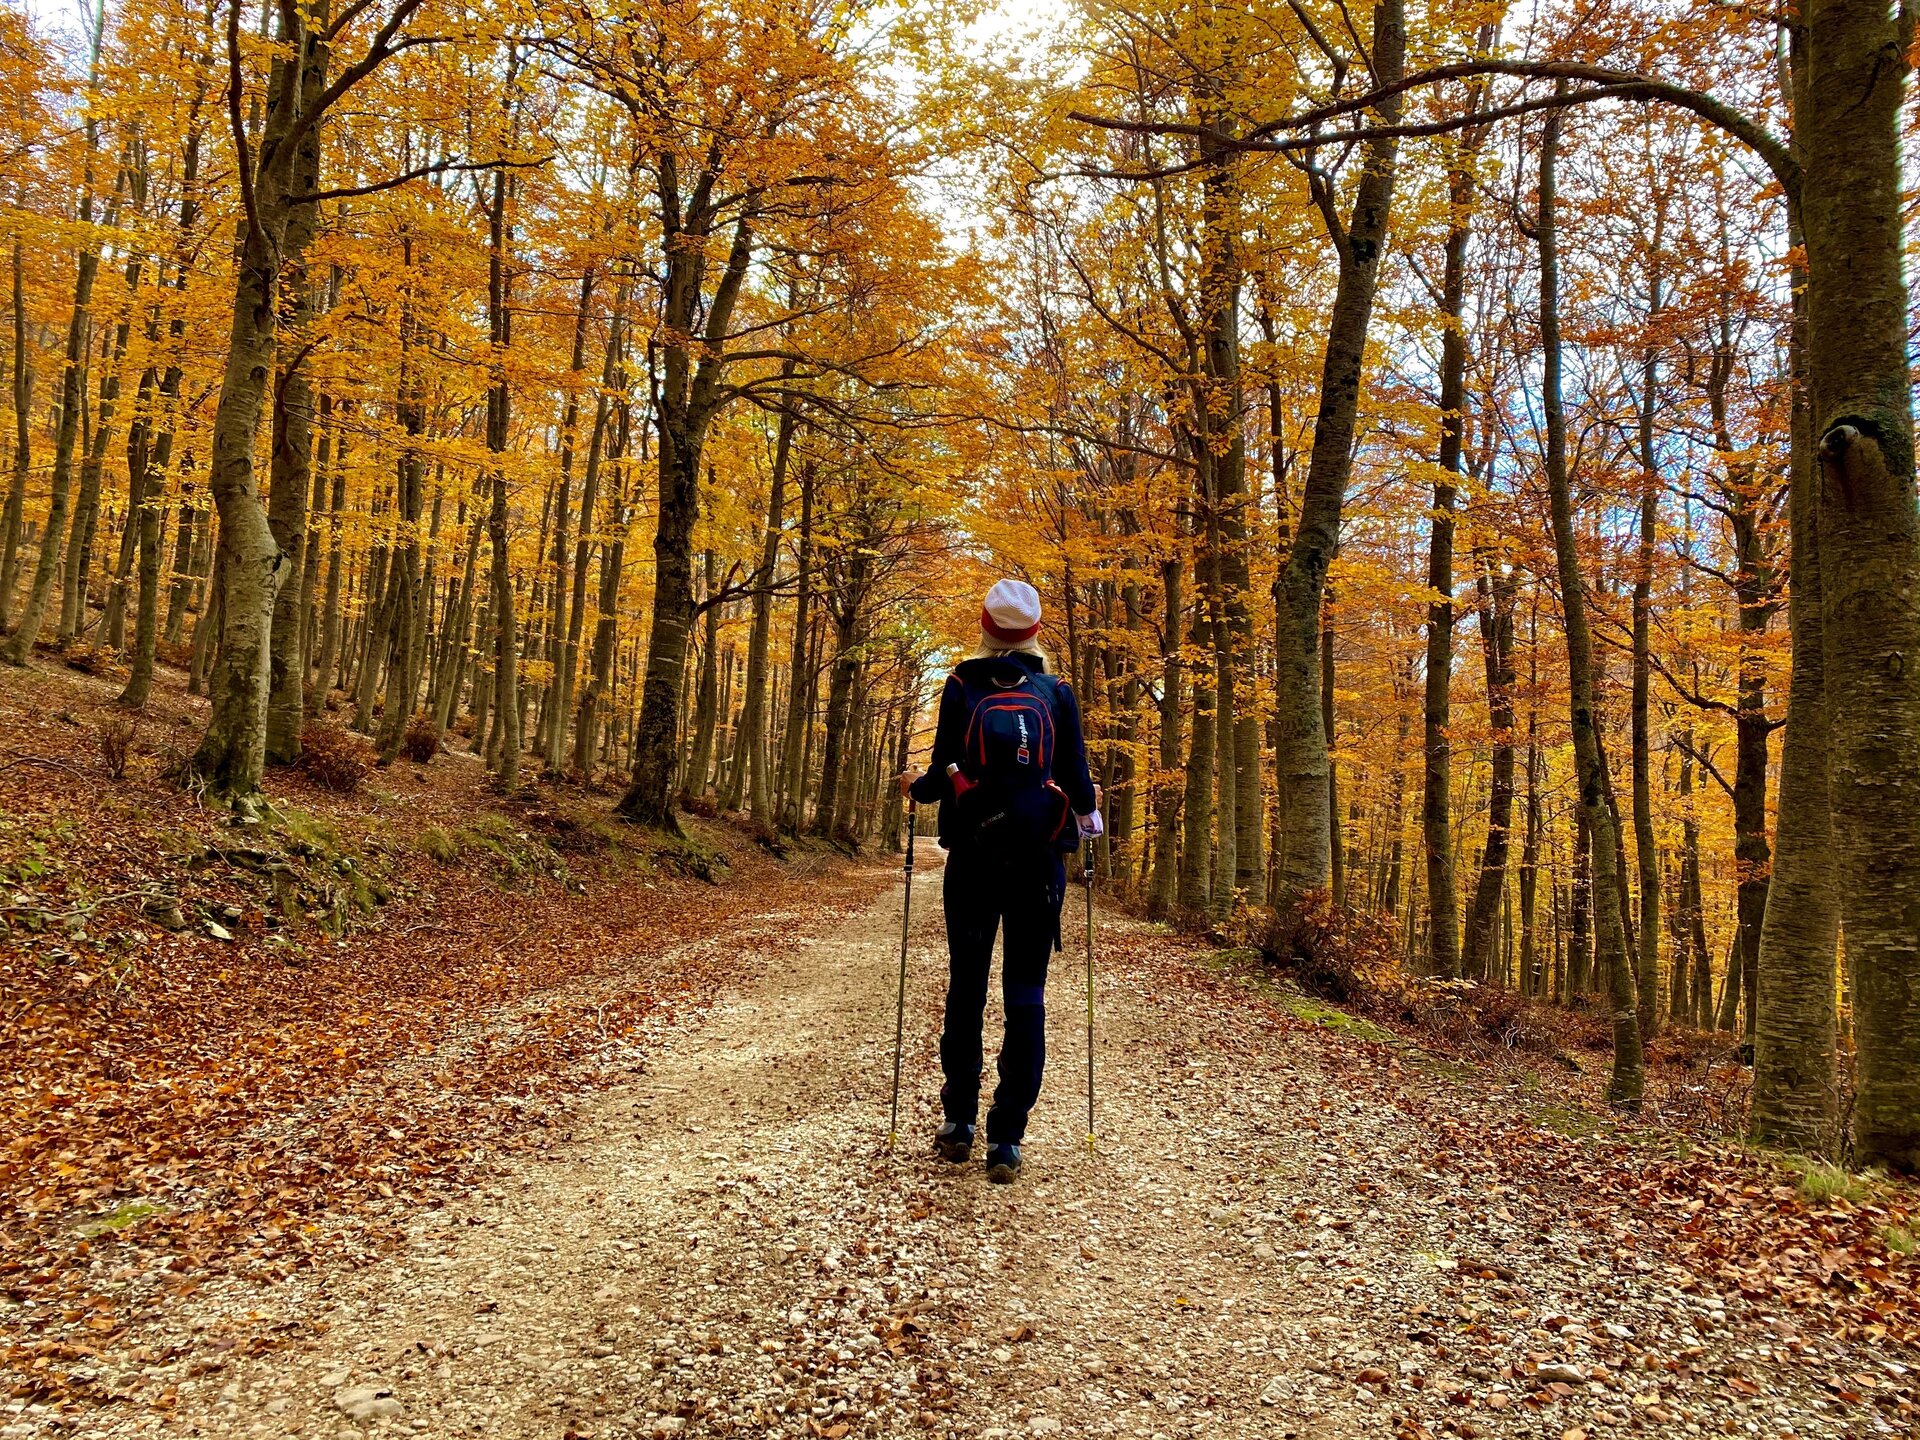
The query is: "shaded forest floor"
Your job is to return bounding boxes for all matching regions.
[2,659,1917,1440]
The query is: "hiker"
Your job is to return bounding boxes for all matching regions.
[897,579,1100,1184]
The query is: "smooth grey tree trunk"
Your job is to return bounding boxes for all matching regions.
[1797,0,1920,1171]
[1753,54,1841,1147]
[264,112,321,764]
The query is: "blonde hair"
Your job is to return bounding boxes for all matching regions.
[970,636,1049,670]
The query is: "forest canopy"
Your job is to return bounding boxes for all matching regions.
[1,0,1916,1172]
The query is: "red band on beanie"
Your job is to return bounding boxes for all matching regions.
[981,607,1041,644]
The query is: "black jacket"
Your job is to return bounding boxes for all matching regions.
[907,652,1098,849]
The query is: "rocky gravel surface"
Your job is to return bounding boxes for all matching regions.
[18,856,1910,1440]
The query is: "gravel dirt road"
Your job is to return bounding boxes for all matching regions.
[64,853,1905,1440]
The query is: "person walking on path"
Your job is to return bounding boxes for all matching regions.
[898,579,1100,1183]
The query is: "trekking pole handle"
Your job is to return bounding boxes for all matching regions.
[904,797,916,872]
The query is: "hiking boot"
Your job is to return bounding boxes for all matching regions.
[985,1143,1022,1184]
[933,1122,974,1163]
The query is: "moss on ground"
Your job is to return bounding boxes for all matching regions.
[415,812,571,885]
[656,832,730,882]
[1532,1102,1609,1140]
[76,1199,164,1238]
[1278,992,1398,1043]
[272,806,343,859]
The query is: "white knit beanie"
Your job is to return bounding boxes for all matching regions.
[981,579,1042,643]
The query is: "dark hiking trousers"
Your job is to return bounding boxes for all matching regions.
[939,843,1065,1145]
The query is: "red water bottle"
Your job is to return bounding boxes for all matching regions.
[946,762,974,797]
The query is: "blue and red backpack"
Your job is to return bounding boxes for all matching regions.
[947,664,1071,853]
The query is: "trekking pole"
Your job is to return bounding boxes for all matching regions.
[888,799,917,1150]
[1084,836,1096,1154]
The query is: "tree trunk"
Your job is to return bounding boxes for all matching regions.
[375,277,429,763]
[1665,852,1690,1024]
[3,156,106,664]
[1518,630,1542,995]
[118,112,202,708]
[1463,560,1517,975]
[1176,581,1215,915]
[353,530,394,731]
[1752,66,1841,1144]
[187,7,328,800]
[733,400,792,823]
[1323,605,1344,910]
[1421,358,1459,970]
[1206,533,1237,919]
[622,426,700,823]
[1147,553,1184,918]
[263,111,322,764]
[538,265,595,770]
[1382,690,1407,918]
[1686,835,1712,1026]
[313,425,351,708]
[163,496,197,644]
[572,496,626,780]
[777,458,816,833]
[1193,105,1262,908]
[1422,114,1485,976]
[1270,0,1405,910]
[556,299,624,768]
[189,545,223,695]
[484,168,520,789]
[814,549,871,842]
[1538,94,1643,1106]
[61,168,136,643]
[0,240,30,629]
[1630,294,1664,1040]
[297,384,332,673]
[1716,939,1743,1033]
[620,199,758,829]
[1420,499,1459,971]
[1795,0,1917,1167]
[684,547,722,802]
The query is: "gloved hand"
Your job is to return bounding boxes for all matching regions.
[1076,810,1104,840]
